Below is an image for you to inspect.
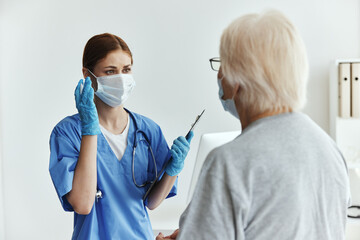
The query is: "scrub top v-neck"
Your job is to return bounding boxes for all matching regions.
[100,115,130,161]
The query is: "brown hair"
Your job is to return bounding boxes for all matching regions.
[82,33,133,71]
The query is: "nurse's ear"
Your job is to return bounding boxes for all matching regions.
[82,67,90,79]
[82,67,98,91]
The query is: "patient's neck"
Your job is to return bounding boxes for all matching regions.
[240,107,292,130]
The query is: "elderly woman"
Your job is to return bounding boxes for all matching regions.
[157,10,350,240]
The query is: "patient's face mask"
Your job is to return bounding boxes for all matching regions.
[218,78,239,119]
[88,69,136,107]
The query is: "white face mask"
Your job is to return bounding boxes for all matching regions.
[88,69,136,107]
[218,78,239,119]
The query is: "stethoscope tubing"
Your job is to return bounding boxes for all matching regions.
[132,134,157,188]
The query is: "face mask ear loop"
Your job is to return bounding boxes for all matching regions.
[86,69,99,93]
[87,69,97,79]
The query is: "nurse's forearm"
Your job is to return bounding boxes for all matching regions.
[66,135,97,215]
[147,173,177,210]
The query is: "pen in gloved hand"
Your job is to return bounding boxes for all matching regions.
[142,109,205,200]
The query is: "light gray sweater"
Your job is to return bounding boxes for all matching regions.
[178,112,350,240]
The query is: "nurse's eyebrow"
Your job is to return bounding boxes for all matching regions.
[104,66,117,69]
[104,65,132,69]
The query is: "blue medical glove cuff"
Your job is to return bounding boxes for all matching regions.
[165,166,182,177]
[81,119,101,136]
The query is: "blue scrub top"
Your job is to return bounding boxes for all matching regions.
[49,109,177,240]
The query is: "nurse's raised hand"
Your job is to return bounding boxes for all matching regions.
[165,131,194,176]
[74,77,101,135]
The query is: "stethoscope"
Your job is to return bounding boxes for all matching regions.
[131,129,158,188]
[96,109,205,201]
[96,111,162,202]
[130,112,172,200]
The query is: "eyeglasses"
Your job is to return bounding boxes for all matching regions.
[209,57,221,71]
[348,205,360,218]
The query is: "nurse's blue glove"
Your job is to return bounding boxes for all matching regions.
[74,77,101,136]
[165,131,194,176]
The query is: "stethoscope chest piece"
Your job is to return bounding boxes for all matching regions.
[96,190,103,202]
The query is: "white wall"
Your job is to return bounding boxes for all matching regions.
[0,0,6,238]
[1,0,359,239]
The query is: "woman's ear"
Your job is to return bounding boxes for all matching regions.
[232,82,241,98]
[82,67,98,91]
[82,67,89,79]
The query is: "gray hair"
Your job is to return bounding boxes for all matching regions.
[220,10,309,114]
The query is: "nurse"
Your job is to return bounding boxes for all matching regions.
[49,33,193,240]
